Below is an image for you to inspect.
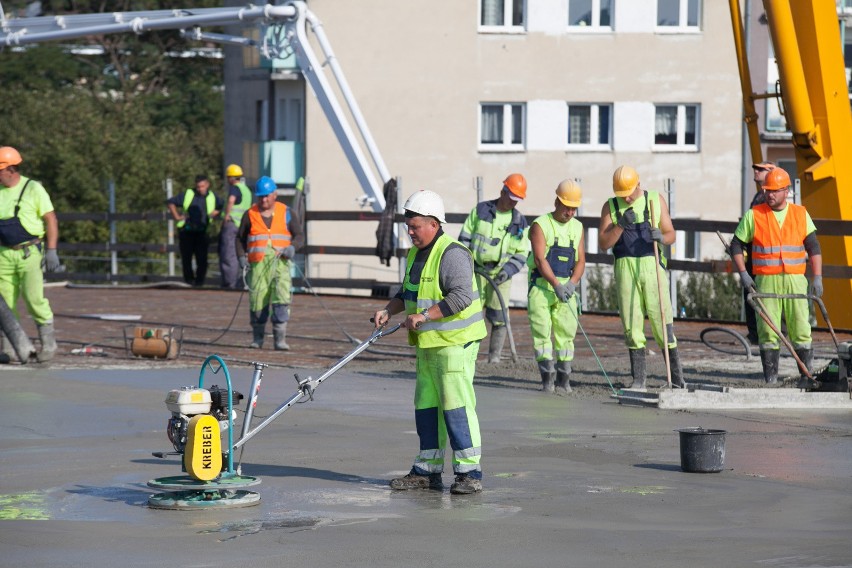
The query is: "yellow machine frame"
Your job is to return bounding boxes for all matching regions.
[729,0,852,329]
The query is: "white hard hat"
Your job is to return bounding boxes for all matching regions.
[403,190,446,224]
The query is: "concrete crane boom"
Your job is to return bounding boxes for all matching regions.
[0,1,388,211]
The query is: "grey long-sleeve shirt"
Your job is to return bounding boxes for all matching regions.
[394,229,476,317]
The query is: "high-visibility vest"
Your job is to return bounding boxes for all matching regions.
[229,182,253,225]
[401,233,487,348]
[526,213,582,291]
[607,190,667,268]
[246,202,292,264]
[176,189,216,229]
[751,203,808,275]
[459,200,527,272]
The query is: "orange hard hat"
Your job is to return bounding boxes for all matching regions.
[613,165,639,197]
[502,173,527,200]
[762,168,791,191]
[0,146,23,169]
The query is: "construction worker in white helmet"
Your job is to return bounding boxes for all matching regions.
[218,163,253,289]
[0,146,61,364]
[598,165,686,389]
[730,167,823,388]
[459,173,529,364]
[527,180,585,395]
[373,189,487,495]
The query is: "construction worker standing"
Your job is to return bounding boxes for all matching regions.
[527,180,585,395]
[459,173,529,363]
[742,162,776,344]
[598,165,686,389]
[166,174,223,286]
[218,164,253,289]
[730,168,822,387]
[373,190,487,495]
[0,146,61,363]
[236,176,303,350]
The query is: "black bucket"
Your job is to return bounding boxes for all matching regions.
[677,428,726,473]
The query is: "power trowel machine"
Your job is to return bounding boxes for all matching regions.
[147,323,400,510]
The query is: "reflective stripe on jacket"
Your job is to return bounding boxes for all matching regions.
[230,182,253,226]
[246,202,292,263]
[458,200,528,277]
[176,189,216,230]
[752,203,807,275]
[402,233,487,348]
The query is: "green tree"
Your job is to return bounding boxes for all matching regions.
[677,270,742,321]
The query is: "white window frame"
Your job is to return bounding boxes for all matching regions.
[655,0,701,33]
[567,0,613,31]
[479,102,526,152]
[566,103,612,150]
[478,0,526,33]
[653,103,700,152]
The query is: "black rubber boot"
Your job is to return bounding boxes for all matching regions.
[759,349,780,385]
[627,349,646,389]
[487,325,508,364]
[538,359,556,393]
[249,324,265,349]
[668,347,687,388]
[794,347,818,389]
[555,360,573,395]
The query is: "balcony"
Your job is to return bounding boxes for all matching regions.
[259,140,304,186]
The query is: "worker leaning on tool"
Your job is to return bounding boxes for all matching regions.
[235,176,304,351]
[458,173,529,364]
[729,168,822,388]
[742,162,777,345]
[218,163,253,290]
[598,165,686,389]
[373,189,487,495]
[0,146,60,364]
[527,180,586,395]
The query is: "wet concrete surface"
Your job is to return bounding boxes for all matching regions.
[2,286,851,567]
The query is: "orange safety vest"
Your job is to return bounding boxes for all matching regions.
[246,202,292,264]
[751,203,808,275]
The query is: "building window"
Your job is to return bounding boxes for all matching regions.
[567,103,612,147]
[480,103,525,149]
[657,0,700,29]
[654,104,699,149]
[480,0,525,30]
[568,0,612,28]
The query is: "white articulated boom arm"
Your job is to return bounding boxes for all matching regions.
[0,1,388,212]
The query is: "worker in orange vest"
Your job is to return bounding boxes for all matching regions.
[730,168,823,387]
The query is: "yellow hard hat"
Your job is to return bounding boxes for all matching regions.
[225,164,243,178]
[613,165,639,197]
[555,179,582,208]
[0,146,23,169]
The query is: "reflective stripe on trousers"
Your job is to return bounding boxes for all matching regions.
[412,342,482,475]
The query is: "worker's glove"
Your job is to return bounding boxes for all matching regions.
[554,281,575,302]
[493,270,510,285]
[617,208,636,230]
[811,275,824,298]
[279,245,295,260]
[738,270,756,291]
[649,227,664,243]
[238,255,248,270]
[44,249,61,272]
